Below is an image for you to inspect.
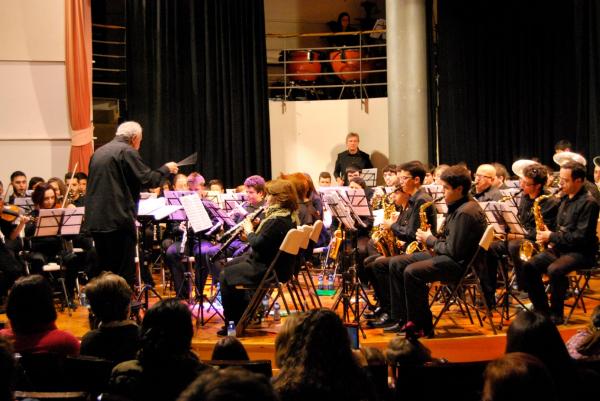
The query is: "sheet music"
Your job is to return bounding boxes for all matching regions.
[202,199,235,228]
[180,194,213,233]
[61,207,85,235]
[35,208,84,237]
[372,209,385,227]
[479,201,507,236]
[343,188,372,217]
[422,184,444,199]
[322,192,355,230]
[164,190,195,220]
[138,197,166,216]
[221,193,246,214]
[360,168,377,187]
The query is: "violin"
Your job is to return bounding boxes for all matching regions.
[1,205,20,222]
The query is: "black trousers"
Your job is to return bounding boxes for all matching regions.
[366,256,392,313]
[389,252,432,322]
[404,254,465,332]
[92,230,137,287]
[523,250,592,316]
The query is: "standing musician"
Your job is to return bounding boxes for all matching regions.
[482,163,559,306]
[85,121,178,287]
[366,161,437,329]
[217,179,299,336]
[472,164,502,201]
[523,161,599,325]
[334,132,373,186]
[385,165,486,337]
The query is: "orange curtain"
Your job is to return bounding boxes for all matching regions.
[66,0,94,174]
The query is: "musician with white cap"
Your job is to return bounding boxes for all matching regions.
[553,151,600,203]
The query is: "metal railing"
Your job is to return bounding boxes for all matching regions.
[267,30,387,106]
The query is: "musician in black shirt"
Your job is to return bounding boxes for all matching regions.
[523,161,599,324]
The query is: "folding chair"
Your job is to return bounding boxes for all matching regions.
[302,220,324,308]
[284,225,315,312]
[235,228,305,336]
[431,225,497,334]
[565,264,600,324]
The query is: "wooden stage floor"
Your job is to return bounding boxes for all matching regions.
[3,272,598,367]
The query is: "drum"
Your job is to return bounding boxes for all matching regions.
[285,50,322,82]
[329,48,371,81]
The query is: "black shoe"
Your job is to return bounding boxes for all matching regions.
[364,307,383,320]
[383,321,406,333]
[368,313,394,328]
[216,328,228,337]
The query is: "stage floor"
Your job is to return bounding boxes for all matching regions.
[3,272,598,366]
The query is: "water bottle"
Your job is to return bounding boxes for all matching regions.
[317,273,324,290]
[80,292,89,308]
[227,321,236,337]
[273,302,281,322]
[216,283,222,305]
[328,273,335,291]
[262,295,270,318]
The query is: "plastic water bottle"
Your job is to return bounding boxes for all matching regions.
[328,273,335,291]
[317,273,324,290]
[79,292,89,308]
[262,295,270,318]
[227,321,236,337]
[273,302,281,322]
[216,283,222,305]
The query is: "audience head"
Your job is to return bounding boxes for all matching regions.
[178,367,278,401]
[31,182,57,209]
[575,305,600,357]
[6,275,57,334]
[85,272,132,324]
[440,165,472,202]
[482,352,557,401]
[116,121,143,150]
[505,311,572,375]
[274,313,306,367]
[385,335,433,367]
[211,336,249,361]
[139,299,193,365]
[28,176,45,191]
[0,336,16,401]
[265,179,298,211]
[318,172,332,187]
[10,171,27,196]
[244,175,266,205]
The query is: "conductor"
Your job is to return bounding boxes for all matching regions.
[84,121,178,286]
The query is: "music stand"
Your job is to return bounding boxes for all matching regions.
[360,168,377,187]
[34,208,84,316]
[14,196,34,213]
[179,194,224,326]
[164,190,196,221]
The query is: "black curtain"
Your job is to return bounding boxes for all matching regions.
[429,0,600,175]
[125,0,270,187]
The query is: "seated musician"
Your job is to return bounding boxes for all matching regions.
[47,177,74,208]
[280,172,319,225]
[8,171,27,203]
[187,172,206,192]
[372,165,399,209]
[217,179,299,336]
[472,164,502,201]
[483,163,558,306]
[523,161,599,324]
[28,176,45,191]
[386,165,487,337]
[492,162,510,190]
[318,171,332,187]
[173,173,190,191]
[64,172,84,207]
[75,172,87,196]
[366,161,437,329]
[0,181,27,299]
[25,183,91,304]
[208,179,225,193]
[327,12,359,47]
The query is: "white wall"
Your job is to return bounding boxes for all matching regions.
[0,0,70,186]
[269,98,390,184]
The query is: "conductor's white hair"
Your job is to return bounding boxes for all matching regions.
[115,121,142,141]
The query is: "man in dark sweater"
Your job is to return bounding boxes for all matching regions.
[333,132,373,186]
[85,121,178,286]
[387,165,487,337]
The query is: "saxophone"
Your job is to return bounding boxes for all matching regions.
[329,227,343,260]
[519,194,551,261]
[371,193,401,257]
[406,199,436,254]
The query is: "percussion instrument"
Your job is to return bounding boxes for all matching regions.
[285,50,322,82]
[329,48,371,81]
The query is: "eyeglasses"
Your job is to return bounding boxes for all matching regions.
[397,175,413,181]
[475,174,493,180]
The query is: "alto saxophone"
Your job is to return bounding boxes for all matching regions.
[519,194,552,261]
[371,193,401,257]
[406,199,436,254]
[329,227,343,260]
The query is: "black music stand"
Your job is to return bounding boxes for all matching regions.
[34,207,84,316]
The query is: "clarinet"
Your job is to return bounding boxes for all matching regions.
[209,206,265,263]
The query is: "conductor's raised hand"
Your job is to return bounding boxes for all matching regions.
[165,162,179,174]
